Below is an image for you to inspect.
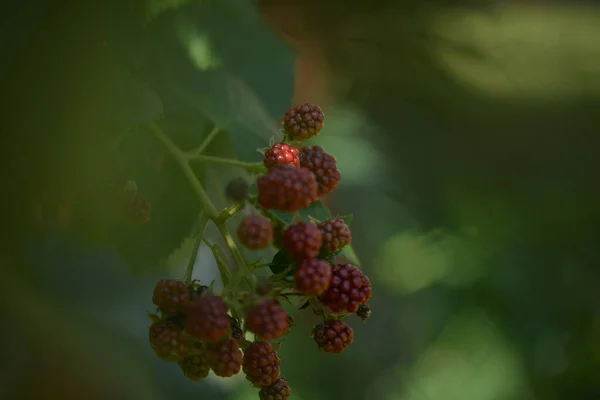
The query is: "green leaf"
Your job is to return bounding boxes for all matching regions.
[340,245,362,267]
[338,214,354,226]
[268,201,333,226]
[269,249,294,275]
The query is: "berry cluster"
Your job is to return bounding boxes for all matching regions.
[147,104,371,399]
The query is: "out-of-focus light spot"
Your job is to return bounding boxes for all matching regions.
[187,33,220,71]
[374,310,529,400]
[373,231,451,294]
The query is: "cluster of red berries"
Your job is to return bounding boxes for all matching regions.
[148,104,371,399]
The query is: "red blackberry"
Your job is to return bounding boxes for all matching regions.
[258,165,318,212]
[206,339,243,377]
[245,300,290,340]
[263,143,300,169]
[283,222,322,262]
[148,320,190,361]
[259,378,292,400]
[237,215,274,250]
[319,264,372,313]
[299,146,341,196]
[282,103,325,141]
[185,294,230,342]
[295,259,332,296]
[178,351,210,381]
[318,218,351,254]
[123,190,151,223]
[313,320,354,354]
[242,341,281,388]
[152,279,190,316]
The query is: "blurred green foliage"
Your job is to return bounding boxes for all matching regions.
[1,0,600,399]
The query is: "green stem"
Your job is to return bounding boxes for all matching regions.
[192,125,220,155]
[184,213,210,284]
[188,154,265,174]
[149,123,219,219]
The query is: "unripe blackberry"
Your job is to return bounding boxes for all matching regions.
[283,222,322,262]
[123,190,151,223]
[149,320,190,361]
[318,218,351,254]
[357,304,372,323]
[263,143,300,169]
[245,300,290,340]
[295,259,332,296]
[283,103,325,141]
[207,339,243,377]
[319,264,372,313]
[225,177,249,203]
[243,341,281,388]
[313,320,354,354]
[152,279,190,316]
[178,351,210,381]
[237,215,274,249]
[185,294,230,342]
[259,378,292,400]
[299,146,341,196]
[258,165,318,212]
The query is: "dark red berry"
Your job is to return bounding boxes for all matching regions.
[319,264,372,313]
[313,320,354,354]
[245,300,290,340]
[318,218,351,253]
[259,378,292,400]
[178,350,210,381]
[123,190,151,223]
[283,103,325,141]
[263,143,300,169]
[283,222,322,262]
[152,279,190,316]
[185,294,230,342]
[149,320,191,361]
[258,165,318,212]
[207,339,243,377]
[243,341,281,388]
[299,146,341,196]
[237,215,274,249]
[295,259,332,296]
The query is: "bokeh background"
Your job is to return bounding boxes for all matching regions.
[1,0,600,399]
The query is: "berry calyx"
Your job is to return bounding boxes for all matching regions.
[318,218,351,254]
[243,341,281,388]
[178,351,211,381]
[263,143,300,169]
[258,165,318,212]
[259,378,292,400]
[152,279,190,316]
[149,320,191,361]
[319,264,372,313]
[207,339,243,377]
[295,259,332,296]
[283,222,322,262]
[299,146,341,196]
[185,294,230,342]
[283,103,325,141]
[245,300,290,340]
[313,320,354,354]
[237,215,274,250]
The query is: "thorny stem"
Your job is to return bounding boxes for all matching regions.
[149,123,252,288]
[183,213,210,284]
[191,125,220,156]
[188,154,266,174]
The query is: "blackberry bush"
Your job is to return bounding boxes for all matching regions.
[144,104,373,398]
